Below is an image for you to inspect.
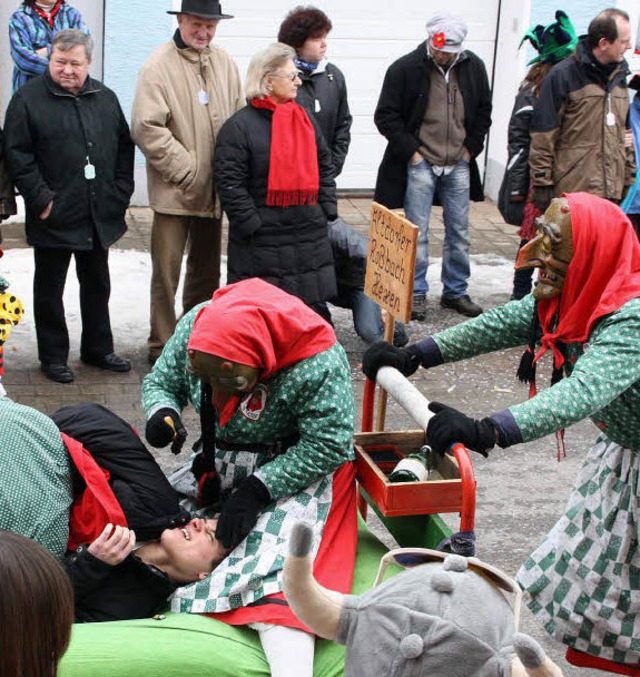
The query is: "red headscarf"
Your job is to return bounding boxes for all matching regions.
[250,96,319,208]
[535,192,640,369]
[187,279,336,426]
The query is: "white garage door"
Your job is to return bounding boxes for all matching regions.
[207,0,500,190]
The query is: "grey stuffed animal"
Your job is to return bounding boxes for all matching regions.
[283,523,563,677]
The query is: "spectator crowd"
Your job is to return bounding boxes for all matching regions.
[1,2,640,676]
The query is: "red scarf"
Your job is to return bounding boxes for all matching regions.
[250,96,319,207]
[534,192,640,370]
[188,278,336,427]
[33,0,63,28]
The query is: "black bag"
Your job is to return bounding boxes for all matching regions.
[498,170,526,226]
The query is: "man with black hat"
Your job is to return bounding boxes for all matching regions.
[131,0,244,365]
[374,12,492,323]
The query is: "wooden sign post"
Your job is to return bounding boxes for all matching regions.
[364,202,418,431]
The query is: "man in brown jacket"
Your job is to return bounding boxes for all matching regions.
[131,0,244,364]
[530,8,635,213]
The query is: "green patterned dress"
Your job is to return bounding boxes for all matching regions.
[141,304,356,613]
[0,396,73,559]
[427,295,640,663]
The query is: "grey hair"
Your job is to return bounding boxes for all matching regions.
[244,43,296,99]
[51,28,94,61]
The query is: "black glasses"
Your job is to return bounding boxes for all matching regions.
[374,547,522,627]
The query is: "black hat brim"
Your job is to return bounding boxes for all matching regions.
[167,10,233,19]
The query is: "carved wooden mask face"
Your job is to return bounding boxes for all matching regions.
[515,197,574,299]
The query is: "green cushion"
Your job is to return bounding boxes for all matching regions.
[59,517,389,677]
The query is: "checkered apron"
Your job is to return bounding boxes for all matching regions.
[168,447,333,614]
[517,435,640,663]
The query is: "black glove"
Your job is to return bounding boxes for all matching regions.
[531,186,554,213]
[426,402,496,459]
[362,342,422,380]
[145,408,187,455]
[191,451,221,507]
[216,475,271,550]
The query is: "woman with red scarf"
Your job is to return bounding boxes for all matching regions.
[142,278,356,676]
[9,0,88,93]
[215,43,338,324]
[362,193,640,669]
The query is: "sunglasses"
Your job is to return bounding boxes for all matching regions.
[273,71,303,81]
[374,547,522,628]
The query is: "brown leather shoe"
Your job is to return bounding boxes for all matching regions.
[440,294,483,317]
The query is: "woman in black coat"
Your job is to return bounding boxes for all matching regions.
[215,42,337,322]
[277,6,352,178]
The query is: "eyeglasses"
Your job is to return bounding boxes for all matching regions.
[273,71,303,81]
[374,547,522,628]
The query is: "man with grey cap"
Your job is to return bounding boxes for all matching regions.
[374,12,492,322]
[131,0,244,365]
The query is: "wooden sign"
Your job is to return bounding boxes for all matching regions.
[364,202,418,324]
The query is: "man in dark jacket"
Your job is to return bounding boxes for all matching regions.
[53,403,228,622]
[530,8,635,213]
[4,29,134,384]
[0,127,17,232]
[374,13,492,322]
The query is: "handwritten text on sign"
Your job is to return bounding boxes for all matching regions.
[364,202,418,323]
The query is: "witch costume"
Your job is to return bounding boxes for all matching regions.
[141,278,357,628]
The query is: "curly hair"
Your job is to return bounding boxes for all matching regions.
[277,6,332,50]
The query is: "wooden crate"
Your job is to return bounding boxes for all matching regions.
[354,430,473,519]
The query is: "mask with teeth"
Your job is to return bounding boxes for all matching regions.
[515,197,574,300]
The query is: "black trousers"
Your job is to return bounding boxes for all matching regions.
[34,244,114,365]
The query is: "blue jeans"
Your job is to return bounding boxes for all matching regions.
[404,158,471,298]
[332,289,407,344]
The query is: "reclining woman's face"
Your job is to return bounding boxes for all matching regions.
[161,518,228,584]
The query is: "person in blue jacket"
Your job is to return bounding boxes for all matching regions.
[9,0,88,93]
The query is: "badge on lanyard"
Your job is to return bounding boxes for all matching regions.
[84,156,96,180]
[198,89,209,106]
[606,111,616,126]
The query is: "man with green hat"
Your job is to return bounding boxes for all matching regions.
[530,8,634,214]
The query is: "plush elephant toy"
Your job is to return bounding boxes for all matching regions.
[283,522,562,676]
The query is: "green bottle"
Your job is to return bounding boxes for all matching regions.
[388,445,433,483]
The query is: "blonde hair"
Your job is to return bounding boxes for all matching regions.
[244,43,296,99]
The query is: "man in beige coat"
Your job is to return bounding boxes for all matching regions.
[131,0,244,364]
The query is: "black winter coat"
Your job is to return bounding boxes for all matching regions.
[215,103,337,305]
[296,62,352,177]
[3,72,134,250]
[498,83,536,226]
[374,44,492,209]
[0,127,16,222]
[53,403,190,622]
